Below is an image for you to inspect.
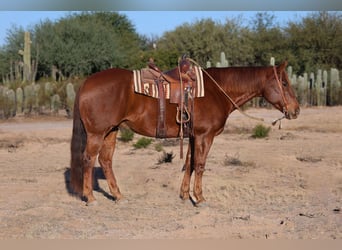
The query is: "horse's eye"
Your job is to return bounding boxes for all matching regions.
[282,81,288,87]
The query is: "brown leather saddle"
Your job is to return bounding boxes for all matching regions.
[133,56,203,139]
[151,57,195,139]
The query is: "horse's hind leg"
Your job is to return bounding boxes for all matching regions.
[98,130,123,202]
[83,133,103,205]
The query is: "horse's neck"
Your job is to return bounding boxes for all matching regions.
[219,67,265,107]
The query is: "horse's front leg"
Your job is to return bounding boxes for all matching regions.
[192,135,214,205]
[180,138,194,200]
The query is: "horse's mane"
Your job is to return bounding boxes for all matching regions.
[205,66,271,93]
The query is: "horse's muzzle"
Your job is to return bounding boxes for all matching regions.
[285,107,300,119]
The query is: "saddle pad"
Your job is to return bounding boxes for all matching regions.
[193,66,205,97]
[133,69,170,98]
[133,66,204,99]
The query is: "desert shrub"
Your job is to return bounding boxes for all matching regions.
[133,137,153,149]
[252,124,271,138]
[223,154,243,166]
[158,151,175,164]
[223,153,256,171]
[154,143,163,152]
[119,127,134,142]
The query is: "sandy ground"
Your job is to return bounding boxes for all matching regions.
[0,107,341,239]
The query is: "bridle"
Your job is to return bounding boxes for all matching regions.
[271,66,289,126]
[272,66,289,115]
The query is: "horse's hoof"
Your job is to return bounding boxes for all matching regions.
[179,193,190,201]
[115,198,128,205]
[86,200,98,206]
[194,201,208,208]
[190,196,207,207]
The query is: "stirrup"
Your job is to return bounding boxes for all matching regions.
[176,106,190,124]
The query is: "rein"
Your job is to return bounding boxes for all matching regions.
[188,58,287,128]
[271,66,288,128]
[177,58,185,158]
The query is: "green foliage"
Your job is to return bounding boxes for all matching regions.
[133,137,153,149]
[157,17,254,67]
[249,12,288,66]
[252,124,271,138]
[32,12,143,78]
[284,11,342,74]
[119,127,134,142]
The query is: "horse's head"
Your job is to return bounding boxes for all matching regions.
[263,61,300,120]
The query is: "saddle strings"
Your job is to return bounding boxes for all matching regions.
[187,58,285,128]
[177,57,185,159]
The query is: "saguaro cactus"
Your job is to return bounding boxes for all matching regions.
[44,82,53,109]
[16,87,23,114]
[66,83,75,117]
[270,57,275,66]
[3,88,16,118]
[316,69,322,106]
[330,68,341,105]
[322,70,328,105]
[18,31,32,83]
[51,94,61,114]
[32,84,40,112]
[24,84,33,114]
[287,66,293,79]
[216,52,229,67]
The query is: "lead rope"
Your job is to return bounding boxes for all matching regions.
[188,58,287,128]
[177,58,184,159]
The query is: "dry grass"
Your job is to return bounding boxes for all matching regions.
[223,153,256,168]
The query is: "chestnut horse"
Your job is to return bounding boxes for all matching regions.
[70,60,300,206]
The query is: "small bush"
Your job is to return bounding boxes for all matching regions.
[223,154,243,166]
[133,137,153,149]
[223,153,256,170]
[119,127,134,142]
[154,143,163,152]
[252,124,271,138]
[158,151,175,164]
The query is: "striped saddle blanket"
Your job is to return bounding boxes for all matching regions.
[133,66,204,101]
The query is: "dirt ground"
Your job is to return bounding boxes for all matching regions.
[0,106,341,239]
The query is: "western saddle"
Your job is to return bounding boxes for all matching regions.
[133,56,203,143]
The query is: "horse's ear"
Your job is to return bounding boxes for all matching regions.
[278,60,288,72]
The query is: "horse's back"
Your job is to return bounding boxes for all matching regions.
[81,68,132,90]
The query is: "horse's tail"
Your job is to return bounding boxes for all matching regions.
[70,89,86,196]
